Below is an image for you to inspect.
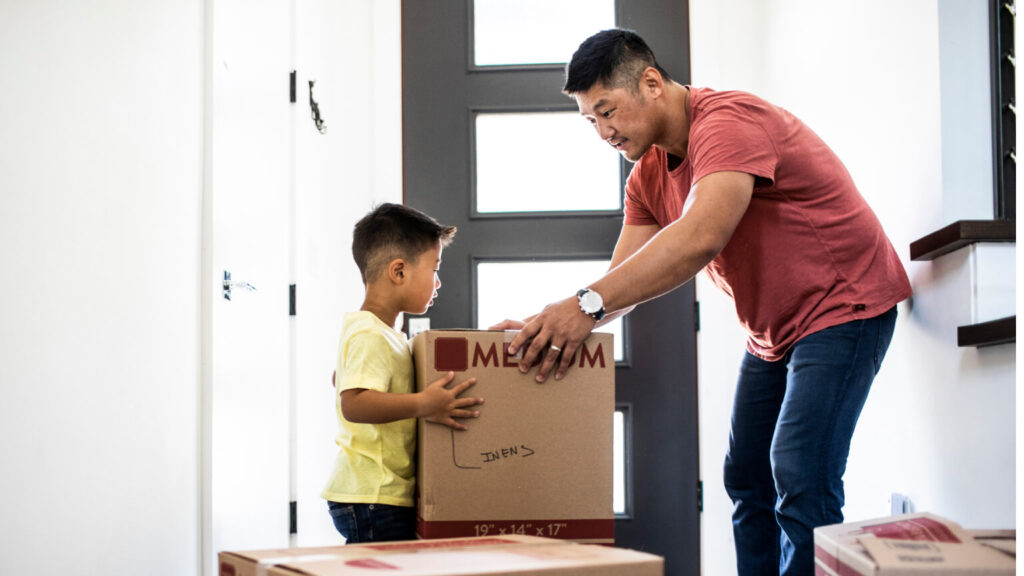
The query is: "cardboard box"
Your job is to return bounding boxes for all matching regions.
[220,535,663,576]
[412,330,615,544]
[813,513,1016,575]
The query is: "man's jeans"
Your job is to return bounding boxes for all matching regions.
[724,307,897,575]
[327,501,416,543]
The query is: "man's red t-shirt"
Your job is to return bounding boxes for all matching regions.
[624,87,911,361]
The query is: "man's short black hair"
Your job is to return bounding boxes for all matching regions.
[563,28,672,95]
[352,203,456,283]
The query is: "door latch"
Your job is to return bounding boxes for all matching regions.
[223,270,257,301]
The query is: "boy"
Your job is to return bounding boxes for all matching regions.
[322,203,484,543]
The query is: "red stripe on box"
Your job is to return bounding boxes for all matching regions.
[814,543,839,571]
[417,518,614,541]
[363,538,519,552]
[861,517,962,543]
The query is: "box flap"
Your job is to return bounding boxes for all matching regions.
[859,534,1016,573]
[815,512,971,573]
[267,541,662,576]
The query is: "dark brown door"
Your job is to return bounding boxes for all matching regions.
[402,2,700,573]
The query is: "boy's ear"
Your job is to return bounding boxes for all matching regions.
[387,259,406,284]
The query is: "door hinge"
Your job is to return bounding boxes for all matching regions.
[694,301,701,332]
[289,70,297,103]
[289,284,296,316]
[697,480,703,513]
[289,500,297,534]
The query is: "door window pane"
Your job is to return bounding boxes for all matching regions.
[473,0,615,67]
[614,409,627,515]
[475,112,620,214]
[475,260,623,361]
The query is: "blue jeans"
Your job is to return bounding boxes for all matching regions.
[723,307,897,576]
[327,501,416,543]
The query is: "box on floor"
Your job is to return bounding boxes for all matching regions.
[219,535,663,576]
[412,330,615,545]
[814,512,1015,575]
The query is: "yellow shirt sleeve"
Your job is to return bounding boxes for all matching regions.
[338,331,392,394]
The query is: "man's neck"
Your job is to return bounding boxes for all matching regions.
[657,84,691,163]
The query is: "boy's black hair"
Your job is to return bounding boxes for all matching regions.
[562,29,672,95]
[352,203,456,284]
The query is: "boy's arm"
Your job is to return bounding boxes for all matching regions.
[341,371,484,431]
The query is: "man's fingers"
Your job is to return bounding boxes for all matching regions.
[554,342,580,381]
[534,345,564,383]
[508,320,541,355]
[489,319,525,331]
[518,331,551,374]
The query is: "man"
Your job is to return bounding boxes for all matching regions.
[496,29,911,575]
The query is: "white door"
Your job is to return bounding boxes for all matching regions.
[204,0,292,574]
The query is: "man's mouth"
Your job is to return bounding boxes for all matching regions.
[610,138,627,150]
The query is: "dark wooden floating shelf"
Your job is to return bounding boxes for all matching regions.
[910,219,1015,261]
[957,316,1016,348]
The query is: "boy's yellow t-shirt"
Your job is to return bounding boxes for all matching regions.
[321,311,416,507]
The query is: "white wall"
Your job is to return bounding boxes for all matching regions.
[0,1,203,573]
[0,0,389,573]
[690,1,1016,574]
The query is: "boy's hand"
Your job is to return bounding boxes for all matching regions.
[420,371,484,431]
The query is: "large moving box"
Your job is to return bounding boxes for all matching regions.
[219,535,663,576]
[813,512,1015,575]
[412,330,615,544]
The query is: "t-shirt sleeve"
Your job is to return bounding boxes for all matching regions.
[689,107,779,187]
[624,159,659,226]
[338,332,392,393]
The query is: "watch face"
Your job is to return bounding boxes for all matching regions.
[580,290,603,313]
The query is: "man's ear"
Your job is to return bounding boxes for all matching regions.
[387,259,406,284]
[641,66,663,97]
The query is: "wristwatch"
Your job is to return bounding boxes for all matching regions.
[577,288,606,321]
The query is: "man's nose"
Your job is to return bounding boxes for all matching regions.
[596,121,615,141]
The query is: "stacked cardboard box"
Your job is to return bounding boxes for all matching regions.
[412,330,615,544]
[814,512,1015,575]
[218,535,663,576]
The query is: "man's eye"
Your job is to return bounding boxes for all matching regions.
[602,109,614,118]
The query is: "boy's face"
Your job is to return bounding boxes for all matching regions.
[406,241,443,315]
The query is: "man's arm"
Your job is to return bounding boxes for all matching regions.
[489,223,659,332]
[594,222,660,326]
[509,170,755,381]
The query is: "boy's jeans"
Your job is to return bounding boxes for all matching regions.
[724,307,897,576]
[327,501,416,543]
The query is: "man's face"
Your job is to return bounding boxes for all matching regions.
[575,81,655,163]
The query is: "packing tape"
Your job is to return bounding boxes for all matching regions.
[255,553,341,576]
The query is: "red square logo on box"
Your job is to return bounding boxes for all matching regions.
[434,337,468,371]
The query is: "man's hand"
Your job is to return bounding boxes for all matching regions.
[508,295,596,383]
[488,319,525,331]
[420,371,484,431]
